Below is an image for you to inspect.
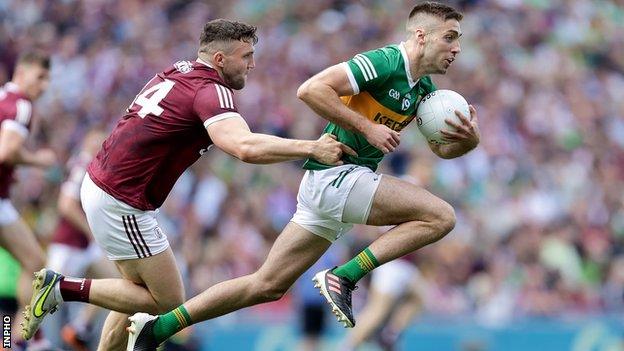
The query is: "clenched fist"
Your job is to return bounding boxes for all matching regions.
[312,133,358,165]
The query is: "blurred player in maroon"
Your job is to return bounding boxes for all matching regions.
[345,255,425,350]
[21,19,354,349]
[44,129,118,351]
[0,51,56,346]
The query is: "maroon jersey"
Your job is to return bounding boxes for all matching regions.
[52,152,92,248]
[0,82,33,199]
[88,59,240,210]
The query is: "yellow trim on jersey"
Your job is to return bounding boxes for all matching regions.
[341,92,413,132]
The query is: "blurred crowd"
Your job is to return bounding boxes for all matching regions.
[1,0,624,335]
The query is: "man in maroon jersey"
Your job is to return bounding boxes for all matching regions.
[22,19,354,348]
[0,51,56,345]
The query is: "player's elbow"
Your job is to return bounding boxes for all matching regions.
[428,144,444,158]
[296,80,314,102]
[297,78,320,102]
[237,146,255,163]
[430,144,455,159]
[435,150,454,159]
[233,140,261,163]
[215,133,259,163]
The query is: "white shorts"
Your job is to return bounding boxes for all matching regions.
[291,164,382,242]
[371,259,418,297]
[46,243,103,277]
[0,198,19,226]
[80,174,169,260]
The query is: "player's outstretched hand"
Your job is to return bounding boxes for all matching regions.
[313,133,357,165]
[361,123,400,154]
[441,105,480,147]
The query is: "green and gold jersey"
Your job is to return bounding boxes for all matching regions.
[303,43,437,171]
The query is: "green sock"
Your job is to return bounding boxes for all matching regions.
[152,305,193,343]
[333,247,380,284]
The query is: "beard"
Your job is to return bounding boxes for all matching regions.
[223,68,246,90]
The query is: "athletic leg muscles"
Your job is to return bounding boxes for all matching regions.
[365,175,456,264]
[87,249,183,314]
[113,247,185,313]
[97,247,185,349]
[184,222,331,322]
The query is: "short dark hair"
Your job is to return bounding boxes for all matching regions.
[199,19,258,50]
[409,2,463,22]
[16,51,51,70]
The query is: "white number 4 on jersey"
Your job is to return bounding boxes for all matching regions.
[128,78,175,118]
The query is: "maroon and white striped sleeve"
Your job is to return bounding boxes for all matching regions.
[193,83,243,128]
[1,98,32,137]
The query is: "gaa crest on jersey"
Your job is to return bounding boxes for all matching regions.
[174,60,194,74]
[389,89,400,100]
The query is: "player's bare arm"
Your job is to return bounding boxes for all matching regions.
[428,105,480,159]
[297,64,400,154]
[207,116,355,165]
[0,127,56,167]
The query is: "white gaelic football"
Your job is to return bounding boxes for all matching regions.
[416,89,470,145]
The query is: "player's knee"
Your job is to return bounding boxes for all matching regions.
[261,286,287,302]
[433,201,456,238]
[259,283,288,302]
[254,275,289,303]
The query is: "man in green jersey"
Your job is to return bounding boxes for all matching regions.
[126,2,481,348]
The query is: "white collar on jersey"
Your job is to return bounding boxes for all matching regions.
[399,42,419,88]
[196,57,214,68]
[4,82,21,93]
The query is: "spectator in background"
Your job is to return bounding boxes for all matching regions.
[0,51,55,347]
